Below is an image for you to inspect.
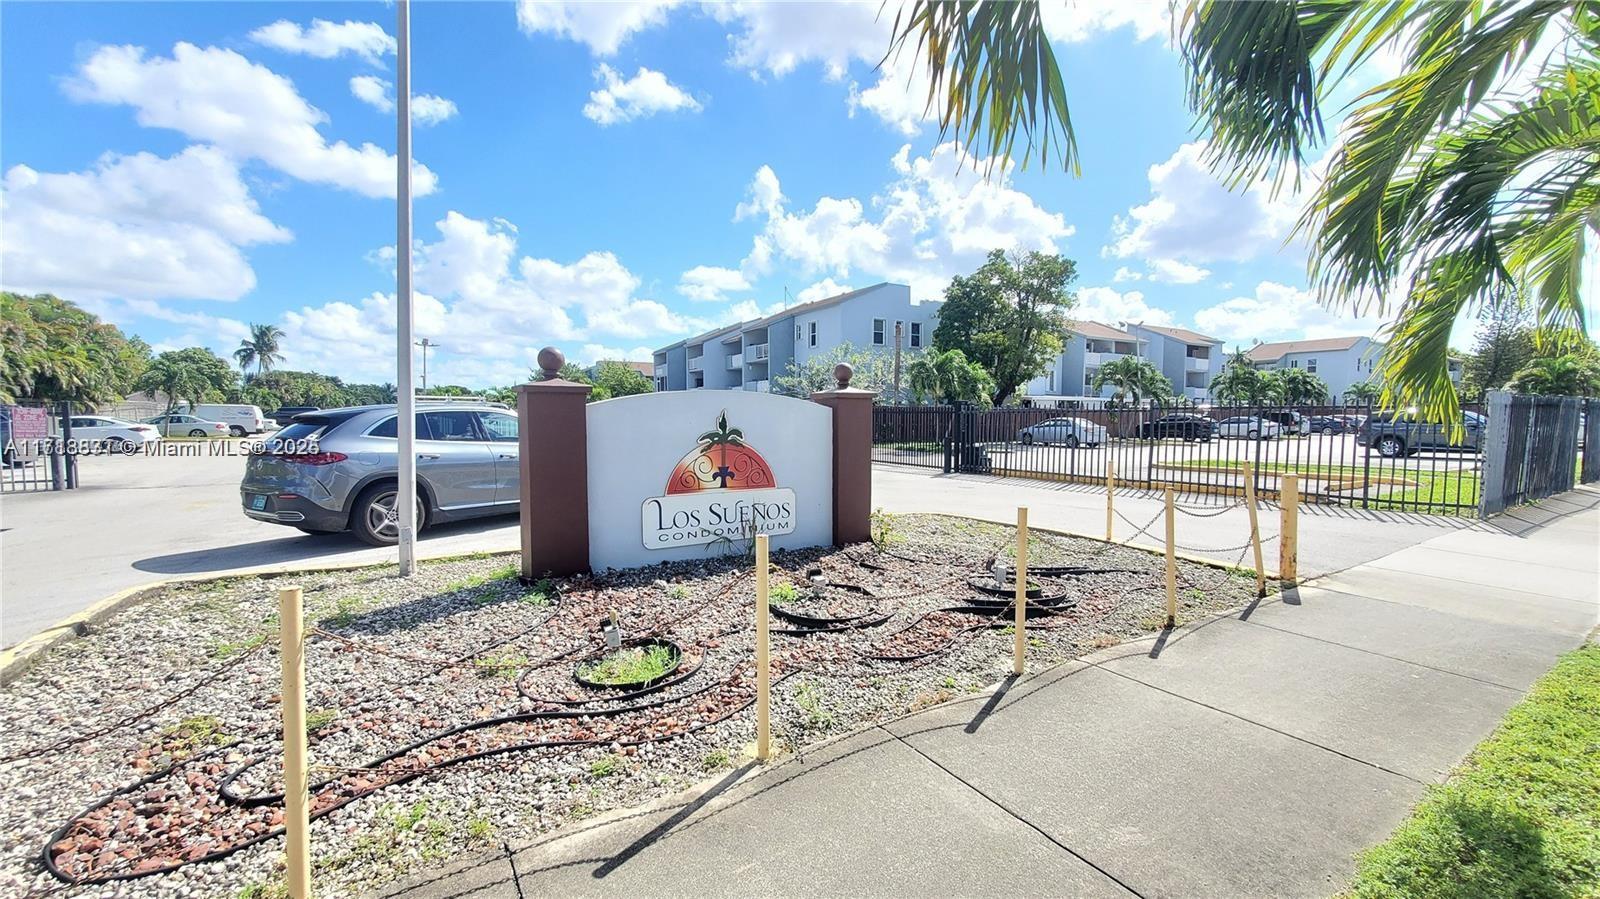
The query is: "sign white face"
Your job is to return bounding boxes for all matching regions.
[641,488,797,549]
[586,391,833,571]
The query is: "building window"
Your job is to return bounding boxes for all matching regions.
[808,321,817,347]
[1048,371,1055,392]
[873,318,886,345]
[1289,359,1299,368]
[910,322,921,348]
[1306,357,1317,373]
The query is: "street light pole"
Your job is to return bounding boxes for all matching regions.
[395,0,417,576]
[415,338,440,391]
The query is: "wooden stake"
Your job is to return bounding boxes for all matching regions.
[1279,474,1299,582]
[1241,464,1267,598]
[1105,461,1115,542]
[277,586,311,899]
[1013,507,1028,675]
[754,534,771,761]
[1163,488,1178,628]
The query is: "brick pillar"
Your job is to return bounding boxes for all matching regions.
[811,363,877,546]
[518,347,592,578]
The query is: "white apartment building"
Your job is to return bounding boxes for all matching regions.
[1023,321,1224,406]
[1244,336,1464,401]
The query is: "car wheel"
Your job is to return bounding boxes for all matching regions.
[1375,436,1405,457]
[188,428,207,437]
[351,482,428,547]
[1020,433,1034,445]
[1065,435,1080,449]
[229,426,247,437]
[1247,429,1260,440]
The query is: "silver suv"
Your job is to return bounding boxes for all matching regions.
[240,403,519,545]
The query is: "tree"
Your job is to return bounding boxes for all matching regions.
[135,348,237,413]
[1345,381,1381,404]
[1271,367,1330,405]
[1209,352,1281,405]
[0,292,149,406]
[931,249,1074,406]
[906,348,994,406]
[591,362,653,398]
[547,363,612,402]
[233,323,286,378]
[888,1,1595,423]
[1460,296,1536,400]
[1089,357,1171,406]
[771,343,899,399]
[1506,355,1600,397]
[235,370,349,410]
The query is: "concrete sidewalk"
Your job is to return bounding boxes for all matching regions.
[389,487,1599,899]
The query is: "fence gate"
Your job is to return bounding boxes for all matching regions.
[1479,390,1589,516]
[1,401,78,494]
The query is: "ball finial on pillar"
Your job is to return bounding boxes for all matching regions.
[833,363,853,389]
[537,347,565,381]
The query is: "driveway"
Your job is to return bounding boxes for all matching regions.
[0,444,518,647]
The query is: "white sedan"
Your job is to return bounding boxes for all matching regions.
[65,415,163,450]
[142,413,231,438]
[1017,416,1107,448]
[1215,416,1282,440]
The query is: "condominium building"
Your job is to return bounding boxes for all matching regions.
[1244,336,1384,401]
[1023,321,1223,406]
[1123,323,1225,403]
[652,282,940,392]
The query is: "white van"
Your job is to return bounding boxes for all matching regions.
[191,404,268,436]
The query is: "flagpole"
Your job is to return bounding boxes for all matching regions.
[395,0,418,576]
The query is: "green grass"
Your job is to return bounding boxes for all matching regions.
[589,755,623,778]
[768,582,800,605]
[1345,645,1600,898]
[577,644,676,685]
[473,652,527,679]
[449,563,520,594]
[304,708,336,735]
[209,632,268,660]
[1181,460,1481,514]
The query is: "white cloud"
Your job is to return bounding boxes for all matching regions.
[711,0,886,80]
[582,64,700,126]
[576,343,655,365]
[1146,258,1211,284]
[1074,286,1174,327]
[847,47,935,136]
[1112,266,1143,283]
[249,19,395,65]
[678,265,750,302]
[1105,141,1300,268]
[66,42,437,198]
[1192,281,1391,343]
[0,146,290,302]
[515,0,681,55]
[720,142,1073,299]
[1039,0,1170,44]
[795,278,853,304]
[349,76,458,125]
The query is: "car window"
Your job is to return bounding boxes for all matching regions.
[367,414,429,440]
[480,412,518,442]
[422,410,481,441]
[274,422,329,442]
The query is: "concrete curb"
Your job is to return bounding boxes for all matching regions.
[0,547,519,687]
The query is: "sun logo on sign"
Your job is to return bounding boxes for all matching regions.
[666,410,775,494]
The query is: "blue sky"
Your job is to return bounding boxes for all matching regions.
[2,1,1408,388]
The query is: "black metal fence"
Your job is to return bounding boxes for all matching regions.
[1,401,78,494]
[873,401,1488,516]
[1479,391,1595,515]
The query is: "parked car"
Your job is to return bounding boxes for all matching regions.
[192,403,269,437]
[142,413,231,438]
[1215,416,1282,439]
[1259,411,1307,435]
[1137,414,1215,442]
[1357,410,1486,457]
[268,406,320,423]
[64,415,162,450]
[240,403,520,545]
[1017,417,1106,448]
[1306,415,1350,435]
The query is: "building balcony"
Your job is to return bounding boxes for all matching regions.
[653,364,667,379]
[1084,350,1133,367]
[687,357,704,372]
[1186,356,1210,372]
[727,353,743,370]
[747,343,770,362]
[1184,386,1208,401]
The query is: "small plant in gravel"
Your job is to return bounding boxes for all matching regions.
[794,680,836,733]
[589,755,623,778]
[701,748,732,772]
[870,507,902,551]
[210,632,268,659]
[321,595,374,628]
[578,644,675,685]
[147,715,228,760]
[237,879,289,899]
[465,815,496,845]
[768,582,800,605]
[474,652,528,679]
[520,577,558,605]
[665,583,690,600]
[304,708,336,735]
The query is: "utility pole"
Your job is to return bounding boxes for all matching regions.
[415,338,440,390]
[395,0,417,577]
[892,321,903,403]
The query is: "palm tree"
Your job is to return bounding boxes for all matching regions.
[1210,354,1281,406]
[1505,355,1600,397]
[697,411,746,488]
[1345,381,1381,404]
[886,1,1594,423]
[1272,368,1330,405]
[234,323,286,379]
[1090,357,1172,406]
[907,348,995,406]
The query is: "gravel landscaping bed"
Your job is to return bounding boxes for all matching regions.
[0,514,1273,898]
